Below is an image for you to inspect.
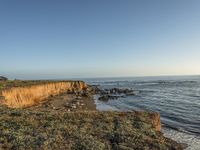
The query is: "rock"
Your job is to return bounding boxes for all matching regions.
[110,88,135,95]
[67,89,74,94]
[76,96,82,100]
[100,90,108,95]
[125,92,135,96]
[98,95,121,102]
[96,87,137,102]
[43,104,49,108]
[0,76,8,81]
[88,85,101,94]
[64,103,70,108]
[98,95,109,101]
[72,105,76,109]
[81,92,90,97]
[150,112,161,132]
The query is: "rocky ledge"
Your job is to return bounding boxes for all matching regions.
[92,86,138,102]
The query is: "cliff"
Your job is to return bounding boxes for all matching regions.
[1,81,87,108]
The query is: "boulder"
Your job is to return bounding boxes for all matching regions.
[97,88,136,102]
[98,95,122,102]
[0,76,8,81]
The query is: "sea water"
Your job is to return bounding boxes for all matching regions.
[84,75,200,150]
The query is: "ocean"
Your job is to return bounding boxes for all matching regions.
[84,75,200,150]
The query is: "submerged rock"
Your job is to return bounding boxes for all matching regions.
[98,95,124,102]
[97,87,136,101]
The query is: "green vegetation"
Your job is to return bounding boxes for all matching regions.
[0,107,183,150]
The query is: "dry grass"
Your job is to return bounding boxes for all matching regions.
[2,81,87,108]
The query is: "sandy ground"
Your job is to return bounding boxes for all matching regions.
[28,92,96,112]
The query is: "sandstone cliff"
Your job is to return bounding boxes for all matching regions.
[1,81,87,108]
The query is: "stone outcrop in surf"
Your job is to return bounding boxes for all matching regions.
[0,76,8,81]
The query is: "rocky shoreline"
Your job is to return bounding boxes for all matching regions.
[95,86,137,102]
[0,80,185,149]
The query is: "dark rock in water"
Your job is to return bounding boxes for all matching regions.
[83,85,102,96]
[0,76,8,81]
[125,92,135,96]
[110,88,135,96]
[98,95,122,102]
[97,87,136,101]
[100,90,108,95]
[98,95,109,101]
[96,87,136,96]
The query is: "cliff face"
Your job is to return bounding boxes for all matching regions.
[149,112,161,131]
[134,111,161,132]
[1,81,87,108]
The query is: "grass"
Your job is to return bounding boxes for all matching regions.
[0,107,183,150]
[1,81,86,108]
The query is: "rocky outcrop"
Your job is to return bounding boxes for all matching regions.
[98,94,123,101]
[151,112,161,131]
[1,81,87,108]
[0,76,8,81]
[134,111,161,132]
[96,87,136,101]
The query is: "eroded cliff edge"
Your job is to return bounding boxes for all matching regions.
[0,81,87,108]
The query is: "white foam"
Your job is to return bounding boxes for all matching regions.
[162,128,200,150]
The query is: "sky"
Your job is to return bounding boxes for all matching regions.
[0,0,200,79]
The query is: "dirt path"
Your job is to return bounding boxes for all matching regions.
[28,92,96,112]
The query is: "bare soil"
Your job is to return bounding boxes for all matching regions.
[28,92,96,112]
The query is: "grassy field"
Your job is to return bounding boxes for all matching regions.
[0,107,183,150]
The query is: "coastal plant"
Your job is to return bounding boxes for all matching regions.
[0,107,183,150]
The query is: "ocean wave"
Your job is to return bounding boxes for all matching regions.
[163,128,200,150]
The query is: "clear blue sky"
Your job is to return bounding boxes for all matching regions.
[1,0,200,79]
